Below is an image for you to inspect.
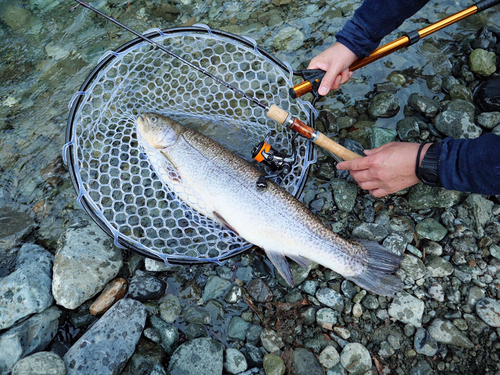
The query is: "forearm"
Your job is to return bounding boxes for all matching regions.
[436,134,500,195]
[336,0,431,57]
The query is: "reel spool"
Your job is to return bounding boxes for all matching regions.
[64,25,316,265]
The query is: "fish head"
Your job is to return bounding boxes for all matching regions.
[136,113,184,149]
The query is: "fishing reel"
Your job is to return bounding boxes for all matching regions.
[251,133,298,188]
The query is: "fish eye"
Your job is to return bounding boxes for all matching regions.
[150,116,157,123]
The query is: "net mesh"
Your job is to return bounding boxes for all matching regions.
[66,26,315,264]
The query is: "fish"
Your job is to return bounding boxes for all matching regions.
[136,113,403,296]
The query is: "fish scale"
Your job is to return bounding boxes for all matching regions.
[137,113,404,296]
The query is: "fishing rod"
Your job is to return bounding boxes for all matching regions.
[290,0,500,99]
[70,0,361,162]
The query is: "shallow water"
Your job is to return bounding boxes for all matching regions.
[0,0,498,252]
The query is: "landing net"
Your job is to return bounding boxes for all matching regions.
[64,25,316,264]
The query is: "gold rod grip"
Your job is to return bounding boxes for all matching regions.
[313,133,362,161]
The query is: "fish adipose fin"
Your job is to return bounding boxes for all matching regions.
[265,249,294,287]
[346,239,404,297]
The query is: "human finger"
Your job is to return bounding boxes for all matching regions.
[336,156,371,171]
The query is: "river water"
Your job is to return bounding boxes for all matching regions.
[0,1,498,257]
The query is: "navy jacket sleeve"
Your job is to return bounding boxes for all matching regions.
[436,134,500,195]
[335,0,431,57]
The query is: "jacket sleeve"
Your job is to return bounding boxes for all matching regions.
[436,133,500,195]
[335,0,431,57]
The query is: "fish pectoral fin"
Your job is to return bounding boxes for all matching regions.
[286,254,313,269]
[265,249,295,287]
[213,212,239,236]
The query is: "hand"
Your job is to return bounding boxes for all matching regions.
[336,142,432,197]
[307,42,358,95]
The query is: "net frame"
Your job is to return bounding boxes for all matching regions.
[64,25,317,265]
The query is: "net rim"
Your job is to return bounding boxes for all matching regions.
[64,25,316,265]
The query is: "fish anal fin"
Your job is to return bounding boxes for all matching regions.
[287,254,313,269]
[213,212,239,236]
[265,249,294,287]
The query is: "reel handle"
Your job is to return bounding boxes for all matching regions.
[266,105,361,161]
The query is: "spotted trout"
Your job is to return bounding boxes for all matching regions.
[137,113,403,296]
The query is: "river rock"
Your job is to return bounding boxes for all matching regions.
[340,343,371,375]
[316,287,344,311]
[408,184,465,209]
[427,319,474,348]
[477,111,500,129]
[475,298,500,327]
[246,278,273,303]
[90,277,127,315]
[167,337,223,375]
[469,48,497,76]
[159,294,182,323]
[408,93,440,118]
[63,299,146,375]
[456,194,494,237]
[272,27,304,51]
[128,271,167,302]
[11,351,66,375]
[121,337,167,375]
[388,292,424,327]
[351,222,389,242]
[52,220,123,309]
[330,178,357,213]
[202,275,231,301]
[149,315,179,355]
[415,218,447,241]
[397,117,420,140]
[292,347,324,375]
[263,353,285,375]
[224,348,247,374]
[0,306,61,374]
[449,84,473,102]
[260,328,284,352]
[0,243,53,330]
[371,127,397,148]
[414,328,438,356]
[227,316,251,341]
[0,206,35,256]
[368,92,400,118]
[434,108,482,139]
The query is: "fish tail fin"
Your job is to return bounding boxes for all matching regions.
[346,239,404,297]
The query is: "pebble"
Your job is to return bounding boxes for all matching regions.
[316,287,344,311]
[159,294,182,323]
[428,282,445,302]
[263,353,285,375]
[352,303,363,318]
[388,292,425,327]
[397,117,420,140]
[0,243,54,330]
[319,346,340,369]
[340,343,372,374]
[90,277,127,315]
[434,107,482,139]
[186,323,208,340]
[469,48,497,76]
[475,298,500,327]
[260,328,284,352]
[167,337,223,375]
[330,179,357,213]
[401,254,426,281]
[413,328,438,356]
[228,316,251,341]
[52,221,123,309]
[247,278,273,302]
[371,126,397,148]
[415,218,447,241]
[241,343,263,368]
[272,27,304,51]
[408,93,440,117]
[477,111,500,129]
[121,337,167,375]
[63,299,146,375]
[425,256,454,278]
[182,305,211,325]
[428,319,474,348]
[128,272,167,302]
[316,308,339,329]
[11,352,66,375]
[0,306,61,374]
[202,275,231,301]
[351,223,389,242]
[149,315,179,355]
[224,348,248,374]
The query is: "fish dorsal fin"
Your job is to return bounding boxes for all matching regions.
[265,249,295,287]
[213,212,239,236]
[286,254,313,268]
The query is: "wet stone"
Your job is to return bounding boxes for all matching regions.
[260,328,284,353]
[186,323,208,340]
[362,294,379,310]
[247,278,273,303]
[475,298,500,327]
[121,337,167,375]
[457,194,494,237]
[378,341,395,358]
[371,126,397,148]
[0,306,61,375]
[428,282,445,302]
[0,243,53,330]
[397,117,420,140]
[0,206,35,255]
[341,280,358,299]
[415,218,447,241]
[241,343,263,367]
[427,319,474,348]
[401,254,426,281]
[228,316,251,341]
[245,324,263,345]
[159,294,181,323]
[414,327,438,356]
[63,299,146,375]
[90,277,127,315]
[292,348,324,375]
[316,308,338,329]
[149,316,179,355]
[182,305,211,325]
[167,337,223,375]
[52,220,123,310]
[224,284,243,304]
[425,256,454,277]
[426,75,443,93]
[382,233,407,255]
[469,48,497,76]
[368,92,400,118]
[411,360,434,375]
[434,108,482,139]
[272,27,304,51]
[128,272,167,302]
[449,84,473,102]
[263,353,285,375]
[351,222,389,242]
[224,348,248,375]
[11,351,66,375]
[408,93,440,118]
[202,275,231,301]
[477,111,500,129]
[340,343,372,375]
[408,184,465,209]
[143,327,162,343]
[388,292,425,327]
